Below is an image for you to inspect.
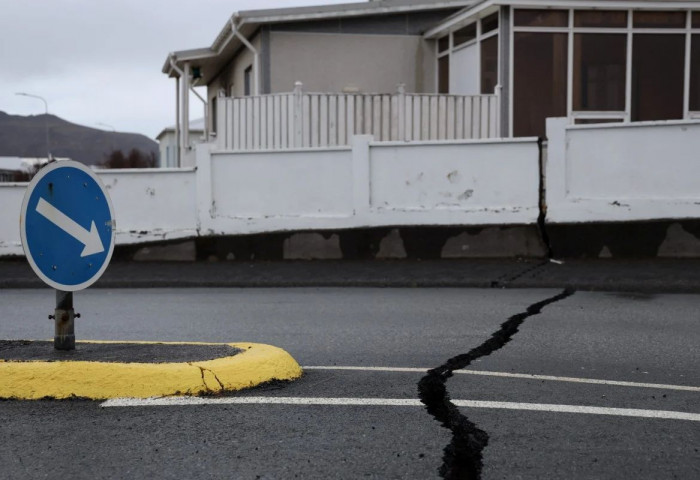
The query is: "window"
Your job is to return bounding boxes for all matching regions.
[574,10,627,28]
[438,56,450,94]
[211,96,217,134]
[453,23,476,47]
[573,34,626,111]
[633,11,686,28]
[631,34,685,121]
[244,65,252,96]
[480,36,498,94]
[514,9,568,27]
[574,118,624,125]
[438,36,450,53]
[481,12,499,34]
[693,12,700,28]
[690,35,700,111]
[514,32,568,137]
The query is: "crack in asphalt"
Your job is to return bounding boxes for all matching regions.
[490,260,549,289]
[417,288,575,479]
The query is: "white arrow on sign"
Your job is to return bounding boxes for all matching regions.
[36,197,105,257]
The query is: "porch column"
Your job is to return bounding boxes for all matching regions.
[499,6,511,137]
[180,62,191,159]
[175,76,180,167]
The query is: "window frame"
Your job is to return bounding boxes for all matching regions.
[508,8,698,131]
[435,9,501,96]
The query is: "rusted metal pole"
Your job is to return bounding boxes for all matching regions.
[53,290,76,350]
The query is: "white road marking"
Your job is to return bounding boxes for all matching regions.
[100,396,700,422]
[302,366,700,392]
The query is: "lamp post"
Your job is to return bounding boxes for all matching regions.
[16,92,51,161]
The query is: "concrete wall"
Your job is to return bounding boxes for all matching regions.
[0,183,26,256]
[368,140,538,224]
[0,168,198,257]
[5,119,700,259]
[97,168,197,245]
[546,118,700,223]
[269,32,430,94]
[197,136,540,235]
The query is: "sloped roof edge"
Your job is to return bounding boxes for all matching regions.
[163,0,474,75]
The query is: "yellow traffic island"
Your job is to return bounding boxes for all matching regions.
[0,340,302,400]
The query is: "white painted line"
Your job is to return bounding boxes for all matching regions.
[301,366,700,393]
[101,396,700,422]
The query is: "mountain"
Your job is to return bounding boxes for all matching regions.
[0,111,158,166]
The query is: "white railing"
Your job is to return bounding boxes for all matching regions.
[216,83,500,151]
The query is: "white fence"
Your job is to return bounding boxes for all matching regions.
[216,84,499,151]
[545,118,700,222]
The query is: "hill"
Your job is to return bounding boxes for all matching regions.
[0,111,158,166]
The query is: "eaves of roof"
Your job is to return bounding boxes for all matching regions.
[163,0,474,77]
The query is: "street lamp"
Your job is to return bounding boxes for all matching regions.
[15,92,51,160]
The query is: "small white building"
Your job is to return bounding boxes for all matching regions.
[156,118,205,168]
[0,157,51,182]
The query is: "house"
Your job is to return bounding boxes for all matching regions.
[162,0,474,163]
[163,0,700,158]
[156,118,205,167]
[147,0,700,259]
[0,157,50,182]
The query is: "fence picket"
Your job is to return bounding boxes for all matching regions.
[446,97,455,140]
[382,95,391,141]
[338,95,346,145]
[302,95,311,148]
[438,96,447,140]
[373,95,382,139]
[329,95,337,146]
[455,97,464,140]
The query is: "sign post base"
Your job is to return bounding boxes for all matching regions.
[53,290,76,351]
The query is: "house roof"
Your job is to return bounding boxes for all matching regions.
[156,118,206,141]
[0,157,51,172]
[162,0,474,83]
[425,0,700,38]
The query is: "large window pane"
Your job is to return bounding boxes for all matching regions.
[480,35,498,94]
[573,34,626,111]
[632,34,685,121]
[481,12,499,34]
[513,33,568,137]
[454,23,476,47]
[438,36,449,53]
[574,10,627,28]
[693,12,700,28]
[438,56,450,94]
[633,11,686,28]
[514,9,568,27]
[691,35,700,111]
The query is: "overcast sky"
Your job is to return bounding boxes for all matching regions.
[1,0,353,139]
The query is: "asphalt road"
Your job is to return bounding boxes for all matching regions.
[1,288,699,479]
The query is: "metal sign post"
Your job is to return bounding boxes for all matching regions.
[20,160,115,350]
[51,291,82,350]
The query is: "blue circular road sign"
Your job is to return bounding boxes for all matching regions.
[20,160,116,291]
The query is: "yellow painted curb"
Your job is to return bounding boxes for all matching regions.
[0,341,303,400]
